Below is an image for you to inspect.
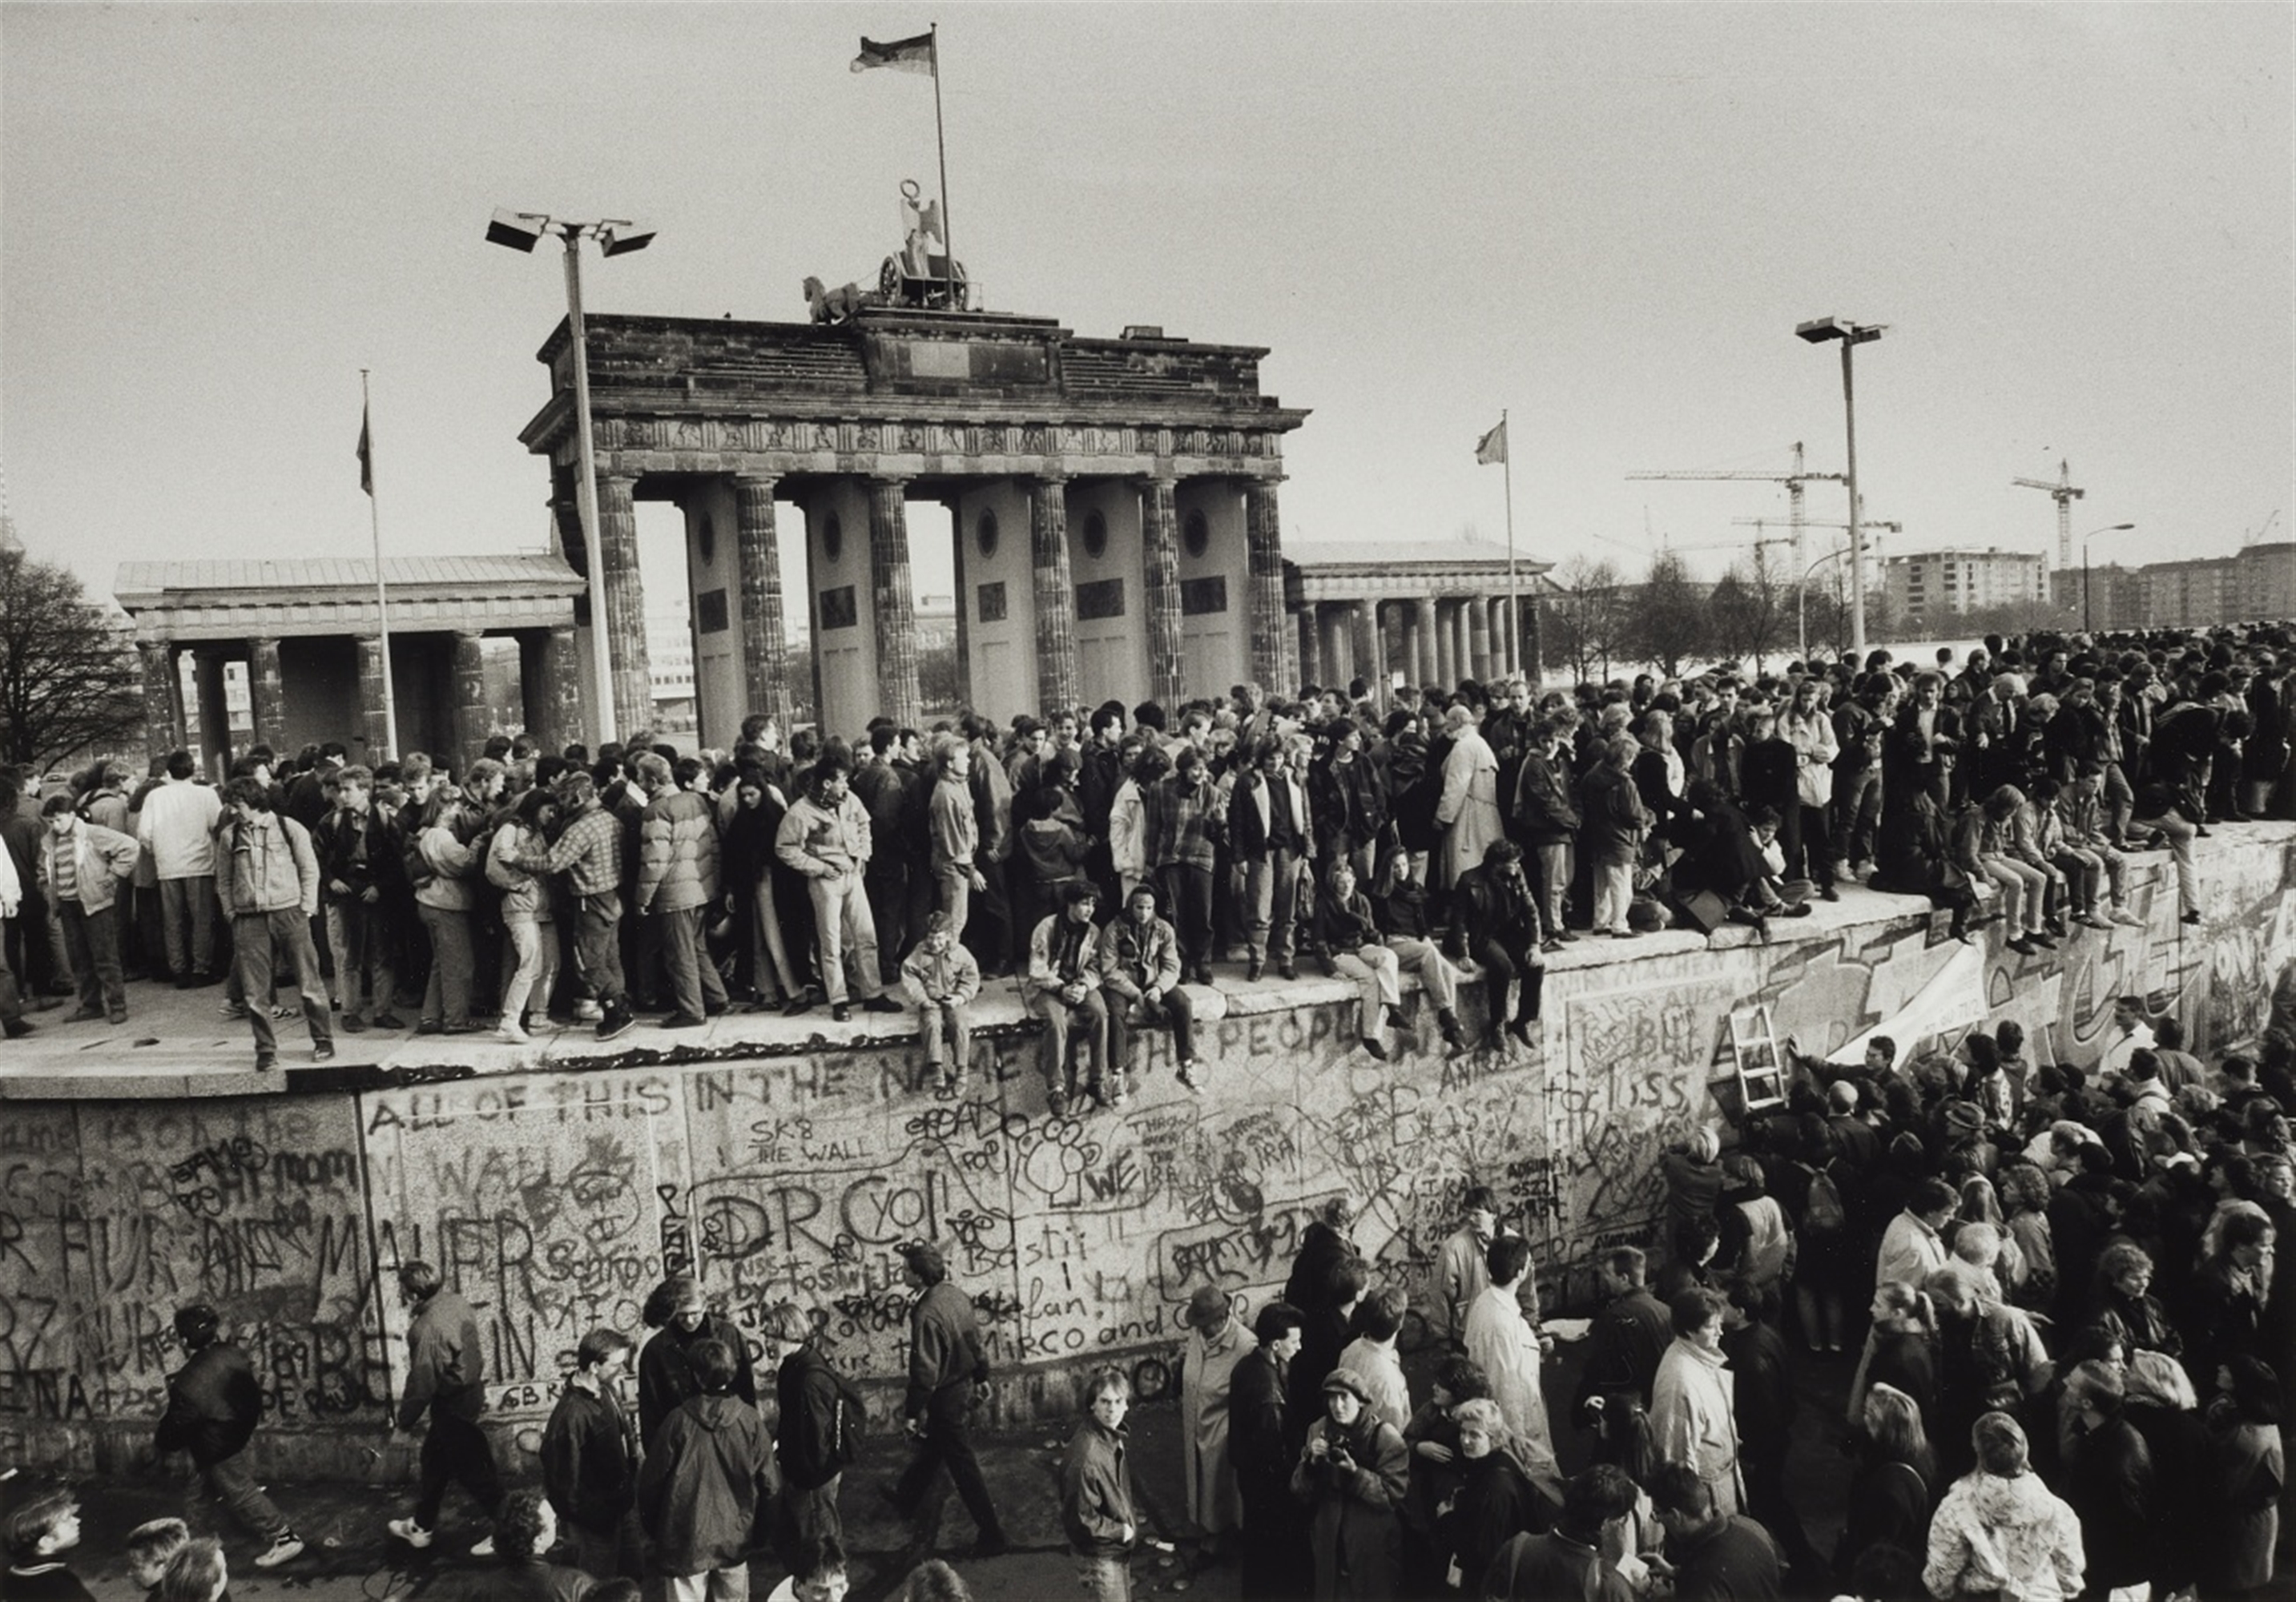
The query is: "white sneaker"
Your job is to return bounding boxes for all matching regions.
[572,999,602,1022]
[495,1022,530,1044]
[469,1535,496,1557]
[254,1533,305,1568]
[387,1518,433,1548]
[2113,907,2145,926]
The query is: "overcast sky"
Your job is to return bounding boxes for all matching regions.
[4,2,2290,611]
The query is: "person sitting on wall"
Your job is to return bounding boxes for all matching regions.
[900,910,981,1097]
[1023,882,1113,1116]
[1099,881,1202,1094]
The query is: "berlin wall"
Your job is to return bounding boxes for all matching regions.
[5,827,2293,1480]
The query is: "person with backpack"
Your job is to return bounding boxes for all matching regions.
[1788,1117,1856,1355]
[759,1301,864,1575]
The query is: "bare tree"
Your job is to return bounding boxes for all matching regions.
[1710,543,1791,672]
[1624,550,1709,678]
[0,549,144,769]
[1544,555,1625,684]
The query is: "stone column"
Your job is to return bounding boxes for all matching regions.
[137,640,181,765]
[1352,602,1384,697]
[1029,476,1080,711]
[1140,476,1186,710]
[451,630,489,775]
[1414,596,1439,688]
[946,498,973,710]
[1319,606,1351,688]
[1243,481,1291,691]
[1297,609,1323,689]
[520,625,584,753]
[1524,594,1545,692]
[595,473,653,736]
[868,477,923,727]
[192,647,232,778]
[246,635,285,748]
[357,637,393,759]
[1435,600,1457,687]
[1468,598,1491,682]
[733,474,792,727]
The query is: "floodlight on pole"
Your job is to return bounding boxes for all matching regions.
[1796,316,1885,661]
[2080,522,2137,633]
[487,207,657,745]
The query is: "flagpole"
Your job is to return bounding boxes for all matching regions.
[1502,409,1518,675]
[930,22,954,305]
[361,368,401,762]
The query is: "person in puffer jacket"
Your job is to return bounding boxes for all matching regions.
[213,777,332,1070]
[486,787,558,1043]
[900,910,981,1094]
[634,753,726,1029]
[636,1337,777,1595]
[1923,1411,2085,1600]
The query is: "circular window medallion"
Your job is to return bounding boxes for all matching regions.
[976,509,999,558]
[1082,509,1108,559]
[695,514,716,566]
[822,511,843,562]
[1183,509,1210,559]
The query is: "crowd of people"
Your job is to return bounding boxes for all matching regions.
[3,622,2294,1602]
[3,625,2291,1092]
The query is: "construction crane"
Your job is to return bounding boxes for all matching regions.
[1629,442,1848,588]
[2012,459,2085,579]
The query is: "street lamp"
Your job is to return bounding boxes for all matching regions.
[2080,522,2137,633]
[1803,527,1888,659]
[487,207,656,745]
[1796,316,1886,659]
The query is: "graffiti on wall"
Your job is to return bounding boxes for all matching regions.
[10,829,2294,1459]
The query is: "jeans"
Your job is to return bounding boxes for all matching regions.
[659,904,728,1020]
[1591,858,1634,933]
[1158,863,1214,969]
[1030,989,1110,1097]
[891,1382,1006,1547]
[1386,936,1460,1012]
[808,871,884,1005]
[916,999,971,1070]
[1979,854,2049,934]
[663,1569,747,1601]
[1331,944,1400,1036]
[1476,937,1545,1027]
[574,892,627,1009]
[202,1451,289,1541]
[2128,807,2200,913]
[1243,847,1302,965]
[328,896,399,1020]
[416,903,474,1026]
[413,1413,503,1532]
[935,863,973,944]
[1835,767,1881,868]
[865,860,912,983]
[1534,842,1573,933]
[158,873,218,978]
[770,1475,843,1575]
[56,899,125,1014]
[1108,986,1198,1073]
[232,908,332,1057]
[500,918,557,1021]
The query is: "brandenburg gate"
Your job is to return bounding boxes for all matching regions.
[521,308,1311,741]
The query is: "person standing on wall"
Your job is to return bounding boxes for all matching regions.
[135,748,223,984]
[883,1242,1010,1560]
[385,1259,505,1556]
[213,776,333,1071]
[155,1305,306,1572]
[36,793,139,1024]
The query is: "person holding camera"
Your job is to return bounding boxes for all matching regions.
[1289,1367,1408,1600]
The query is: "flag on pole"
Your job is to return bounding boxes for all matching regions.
[1475,419,1508,466]
[852,31,936,74]
[357,404,373,496]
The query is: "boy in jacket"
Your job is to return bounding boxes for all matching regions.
[900,910,981,1095]
[1061,1367,1140,1602]
[1099,884,1201,1093]
[386,1260,504,1554]
[37,793,140,1023]
[637,1337,778,1601]
[761,1302,859,1575]
[312,764,405,1032]
[541,1327,639,1582]
[214,777,332,1070]
[155,1304,304,1569]
[887,1242,1010,1560]
[634,752,727,1028]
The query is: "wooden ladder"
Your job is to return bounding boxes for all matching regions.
[1729,1004,1787,1113]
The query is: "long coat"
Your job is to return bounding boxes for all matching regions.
[1290,1411,1409,1601]
[1179,1314,1250,1535]
[1435,727,1504,888]
[1651,1336,1742,1518]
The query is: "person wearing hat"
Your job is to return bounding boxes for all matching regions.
[1099,881,1202,1093]
[885,1242,1009,1560]
[1023,880,1114,1115]
[155,1305,304,1570]
[1176,1286,1249,1551]
[1290,1366,1408,1600]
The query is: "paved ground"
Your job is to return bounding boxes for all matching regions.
[9,1331,1866,1601]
